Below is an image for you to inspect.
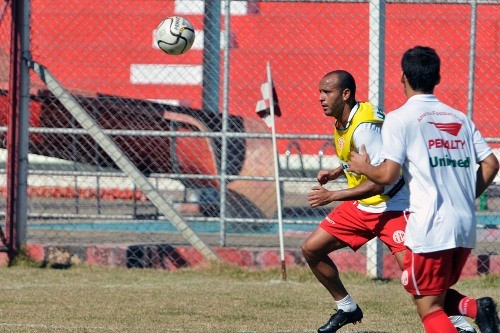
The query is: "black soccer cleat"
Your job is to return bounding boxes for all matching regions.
[317,305,363,333]
[456,328,477,333]
[475,297,499,333]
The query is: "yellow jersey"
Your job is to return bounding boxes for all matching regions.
[333,102,389,206]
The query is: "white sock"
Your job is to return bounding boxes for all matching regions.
[449,315,475,331]
[335,294,358,312]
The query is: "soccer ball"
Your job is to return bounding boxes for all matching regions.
[155,16,195,55]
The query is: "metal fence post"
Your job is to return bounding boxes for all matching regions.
[367,0,386,279]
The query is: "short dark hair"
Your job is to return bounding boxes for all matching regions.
[326,70,356,100]
[401,46,440,93]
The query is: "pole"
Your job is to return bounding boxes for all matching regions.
[5,0,30,259]
[466,0,477,119]
[267,62,286,281]
[202,0,221,113]
[219,0,232,246]
[367,0,386,279]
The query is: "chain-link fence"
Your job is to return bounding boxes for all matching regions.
[0,0,498,277]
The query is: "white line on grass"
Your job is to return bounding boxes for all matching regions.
[100,283,165,289]
[0,323,113,331]
[0,283,167,290]
[0,284,61,290]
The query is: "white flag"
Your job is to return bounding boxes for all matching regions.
[255,63,281,128]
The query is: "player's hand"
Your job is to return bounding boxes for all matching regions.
[308,185,334,207]
[316,166,342,185]
[316,170,331,185]
[347,145,370,174]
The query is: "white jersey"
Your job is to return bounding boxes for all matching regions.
[380,94,493,253]
[342,105,409,213]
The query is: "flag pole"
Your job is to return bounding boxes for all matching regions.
[267,61,287,281]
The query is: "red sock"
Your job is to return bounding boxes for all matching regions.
[458,297,478,318]
[422,309,456,333]
[445,289,477,318]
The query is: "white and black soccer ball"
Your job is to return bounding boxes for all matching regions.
[155,16,195,55]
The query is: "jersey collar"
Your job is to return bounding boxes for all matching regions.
[337,102,359,130]
[408,94,439,102]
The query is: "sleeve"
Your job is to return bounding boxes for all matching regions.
[470,119,493,162]
[352,122,384,166]
[380,113,406,165]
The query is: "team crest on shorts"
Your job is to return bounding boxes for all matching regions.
[401,270,409,286]
[393,230,405,243]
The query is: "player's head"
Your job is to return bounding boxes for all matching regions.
[401,46,440,94]
[319,70,356,119]
[329,70,356,100]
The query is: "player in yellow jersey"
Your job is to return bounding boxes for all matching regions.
[302,70,476,333]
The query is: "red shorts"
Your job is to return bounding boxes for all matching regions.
[401,247,471,296]
[319,201,407,253]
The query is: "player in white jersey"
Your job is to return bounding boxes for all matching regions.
[348,46,499,333]
[302,70,474,333]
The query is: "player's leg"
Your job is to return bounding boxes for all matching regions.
[394,249,405,270]
[442,248,499,333]
[376,213,476,332]
[401,248,480,332]
[302,227,364,333]
[446,289,499,333]
[415,294,457,333]
[302,201,370,332]
[301,227,349,299]
[391,253,476,331]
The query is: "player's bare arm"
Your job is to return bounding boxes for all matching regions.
[308,180,384,207]
[475,153,499,198]
[347,145,401,185]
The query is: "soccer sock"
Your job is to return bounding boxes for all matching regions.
[458,297,478,318]
[422,309,457,333]
[444,289,478,318]
[449,315,475,331]
[335,294,358,312]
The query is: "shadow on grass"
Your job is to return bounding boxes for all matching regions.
[39,262,72,269]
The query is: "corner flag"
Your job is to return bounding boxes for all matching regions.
[255,63,281,128]
[255,62,287,281]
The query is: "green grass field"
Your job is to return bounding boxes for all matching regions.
[0,259,497,333]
